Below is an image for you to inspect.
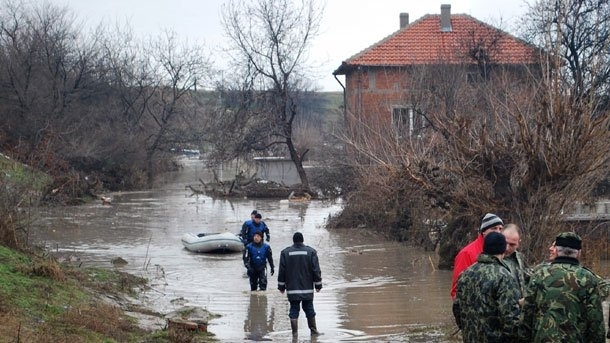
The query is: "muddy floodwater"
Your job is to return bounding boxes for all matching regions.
[30,158,455,342]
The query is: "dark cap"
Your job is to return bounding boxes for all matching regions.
[555,232,582,250]
[251,210,258,215]
[480,213,503,233]
[293,232,304,243]
[254,213,262,219]
[253,231,263,238]
[483,231,506,255]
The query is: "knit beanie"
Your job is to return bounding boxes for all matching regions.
[480,213,503,233]
[293,232,304,243]
[483,232,507,255]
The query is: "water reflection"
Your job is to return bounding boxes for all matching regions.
[244,293,275,341]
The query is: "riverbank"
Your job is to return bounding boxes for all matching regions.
[0,245,216,342]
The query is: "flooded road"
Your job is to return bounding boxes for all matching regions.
[30,158,455,342]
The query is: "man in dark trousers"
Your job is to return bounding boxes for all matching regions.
[278,232,322,337]
[243,231,274,291]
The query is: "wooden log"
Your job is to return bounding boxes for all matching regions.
[167,317,207,332]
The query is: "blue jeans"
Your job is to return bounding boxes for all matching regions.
[289,300,315,319]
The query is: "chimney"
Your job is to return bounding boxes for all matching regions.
[400,12,409,29]
[441,4,452,32]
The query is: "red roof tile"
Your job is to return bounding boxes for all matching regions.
[334,14,542,74]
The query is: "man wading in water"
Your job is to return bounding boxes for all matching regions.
[243,231,274,291]
[278,232,322,337]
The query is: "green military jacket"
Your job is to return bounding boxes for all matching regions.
[503,251,528,297]
[521,256,605,342]
[456,253,521,342]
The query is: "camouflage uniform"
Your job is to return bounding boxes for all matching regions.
[455,253,521,342]
[503,250,528,297]
[521,256,605,342]
[592,272,610,299]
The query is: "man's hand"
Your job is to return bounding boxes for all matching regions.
[266,235,270,242]
[270,268,274,276]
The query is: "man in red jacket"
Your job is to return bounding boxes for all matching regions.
[450,213,504,300]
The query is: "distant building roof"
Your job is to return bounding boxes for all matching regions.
[334,13,542,75]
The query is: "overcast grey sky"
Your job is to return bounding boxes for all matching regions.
[48,0,530,91]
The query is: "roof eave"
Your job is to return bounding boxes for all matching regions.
[333,62,355,76]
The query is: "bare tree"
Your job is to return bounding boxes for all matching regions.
[522,0,610,99]
[219,0,323,191]
[140,31,211,185]
[0,1,99,161]
[100,27,212,186]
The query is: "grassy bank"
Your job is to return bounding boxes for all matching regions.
[0,153,52,192]
[0,244,215,342]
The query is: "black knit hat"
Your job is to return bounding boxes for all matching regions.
[480,213,503,233]
[483,232,507,255]
[555,232,582,250]
[293,232,304,243]
[251,210,258,215]
[253,231,263,238]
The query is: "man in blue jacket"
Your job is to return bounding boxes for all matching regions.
[278,232,322,337]
[240,213,270,245]
[243,231,274,291]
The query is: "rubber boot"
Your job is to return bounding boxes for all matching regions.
[307,316,320,335]
[290,318,298,337]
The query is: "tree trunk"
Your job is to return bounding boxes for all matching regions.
[286,137,309,191]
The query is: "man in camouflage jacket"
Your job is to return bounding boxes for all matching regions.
[521,232,605,342]
[455,231,521,342]
[502,224,528,298]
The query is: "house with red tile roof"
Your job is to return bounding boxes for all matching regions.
[333,4,542,138]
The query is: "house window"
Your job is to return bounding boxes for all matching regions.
[392,106,424,137]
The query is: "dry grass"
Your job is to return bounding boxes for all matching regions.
[168,328,198,343]
[53,302,139,342]
[14,258,66,282]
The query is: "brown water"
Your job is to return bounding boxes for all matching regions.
[30,158,454,342]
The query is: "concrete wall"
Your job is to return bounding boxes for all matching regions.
[209,157,300,186]
[254,157,300,186]
[212,159,255,182]
[569,200,610,220]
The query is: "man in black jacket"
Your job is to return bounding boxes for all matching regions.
[278,232,322,337]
